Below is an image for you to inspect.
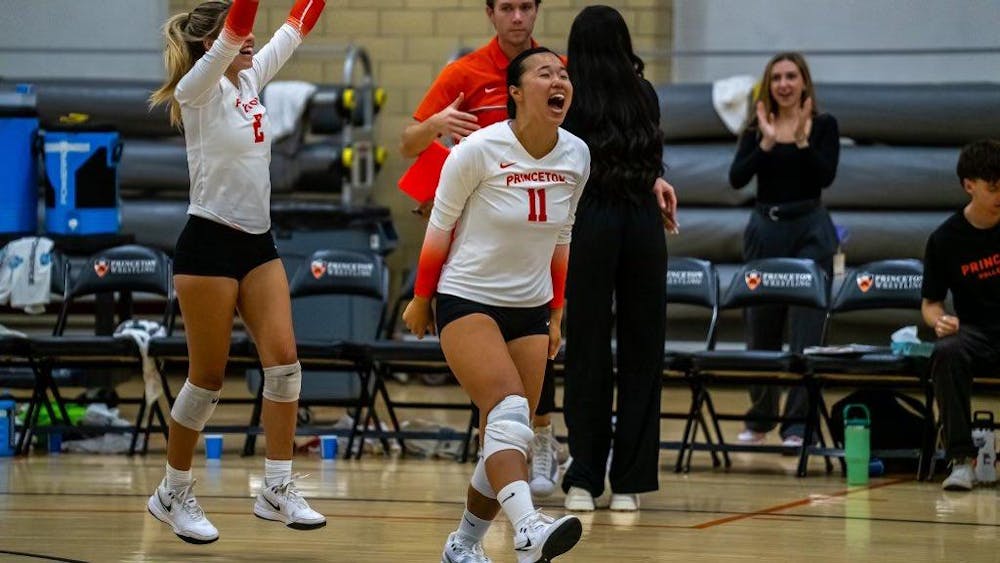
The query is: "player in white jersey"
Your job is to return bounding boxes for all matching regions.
[404,47,589,563]
[146,0,326,544]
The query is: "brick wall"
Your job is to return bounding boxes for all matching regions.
[166,0,672,279]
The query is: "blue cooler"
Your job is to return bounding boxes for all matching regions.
[43,127,123,235]
[0,85,40,235]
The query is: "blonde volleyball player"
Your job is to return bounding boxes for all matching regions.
[403,47,589,563]
[147,0,326,544]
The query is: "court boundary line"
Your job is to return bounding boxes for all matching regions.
[0,549,89,563]
[692,477,908,529]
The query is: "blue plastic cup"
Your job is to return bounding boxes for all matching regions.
[48,432,62,454]
[320,435,338,460]
[204,434,223,460]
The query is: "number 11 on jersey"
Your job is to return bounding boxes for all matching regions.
[527,188,547,222]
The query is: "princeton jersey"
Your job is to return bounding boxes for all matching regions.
[429,121,591,307]
[177,24,302,234]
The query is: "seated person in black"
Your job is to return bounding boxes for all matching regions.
[923,139,1000,491]
[729,52,839,446]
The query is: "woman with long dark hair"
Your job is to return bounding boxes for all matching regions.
[729,52,839,448]
[560,5,675,513]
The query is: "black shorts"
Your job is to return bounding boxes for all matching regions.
[435,293,550,342]
[173,215,279,281]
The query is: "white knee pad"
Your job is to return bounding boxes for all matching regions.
[482,395,533,461]
[170,379,221,432]
[470,455,497,499]
[262,361,301,402]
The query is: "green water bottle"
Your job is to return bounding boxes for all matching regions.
[844,404,871,486]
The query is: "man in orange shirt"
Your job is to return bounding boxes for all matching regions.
[399,0,541,161]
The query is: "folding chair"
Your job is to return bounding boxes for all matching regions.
[685,257,831,476]
[662,257,731,472]
[807,259,933,478]
[24,244,173,455]
[243,248,392,459]
[367,268,479,462]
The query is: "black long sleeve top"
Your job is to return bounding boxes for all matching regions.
[728,113,840,205]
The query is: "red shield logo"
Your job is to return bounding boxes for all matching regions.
[311,260,326,279]
[94,259,109,278]
[856,273,874,293]
[745,270,762,291]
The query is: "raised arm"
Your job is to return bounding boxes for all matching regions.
[249,0,325,89]
[175,0,259,105]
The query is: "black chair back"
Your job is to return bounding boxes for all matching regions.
[55,244,172,335]
[721,257,829,311]
[288,249,389,339]
[831,259,923,313]
[666,257,720,350]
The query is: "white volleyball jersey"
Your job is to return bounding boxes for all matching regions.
[177,24,302,234]
[429,121,590,307]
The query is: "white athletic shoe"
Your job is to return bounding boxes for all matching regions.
[737,429,767,445]
[147,478,219,544]
[609,493,639,512]
[441,531,492,563]
[254,474,327,530]
[529,427,560,498]
[563,486,595,512]
[513,509,582,563]
[942,462,974,491]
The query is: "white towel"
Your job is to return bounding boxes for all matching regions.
[712,75,757,134]
[114,319,166,407]
[263,80,318,140]
[0,237,55,314]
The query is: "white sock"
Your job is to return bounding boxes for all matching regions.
[457,508,492,543]
[497,480,535,527]
[165,463,192,491]
[265,458,292,486]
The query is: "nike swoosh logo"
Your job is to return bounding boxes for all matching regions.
[501,491,516,504]
[158,491,172,513]
[516,537,533,551]
[500,162,517,169]
[211,398,220,404]
[265,495,281,511]
[485,87,498,93]
[464,516,475,527]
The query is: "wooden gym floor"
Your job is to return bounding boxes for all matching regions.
[2,377,999,562]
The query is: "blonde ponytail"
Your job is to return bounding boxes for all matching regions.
[149,2,231,129]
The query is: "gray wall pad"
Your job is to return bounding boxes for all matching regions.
[655,82,1000,145]
[1,78,176,137]
[668,207,950,264]
[663,144,965,209]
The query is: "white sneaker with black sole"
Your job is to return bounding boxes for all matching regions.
[529,427,560,498]
[609,493,639,512]
[254,474,326,530]
[942,462,974,491]
[513,509,582,563]
[441,531,492,563]
[147,478,219,544]
[563,486,595,512]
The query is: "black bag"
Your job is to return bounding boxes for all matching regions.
[830,388,927,451]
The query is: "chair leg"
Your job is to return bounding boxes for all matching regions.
[702,390,731,468]
[243,375,264,457]
[919,381,936,481]
[796,382,819,477]
[685,387,710,473]
[146,401,168,456]
[374,370,405,453]
[675,383,700,473]
[345,372,371,460]
[129,396,148,456]
[460,406,476,464]
[696,409,721,468]
[16,382,42,455]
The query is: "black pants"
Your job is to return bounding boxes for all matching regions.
[742,206,836,437]
[562,196,666,497]
[932,324,1000,461]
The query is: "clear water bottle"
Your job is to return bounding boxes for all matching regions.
[972,410,996,484]
[843,404,871,486]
